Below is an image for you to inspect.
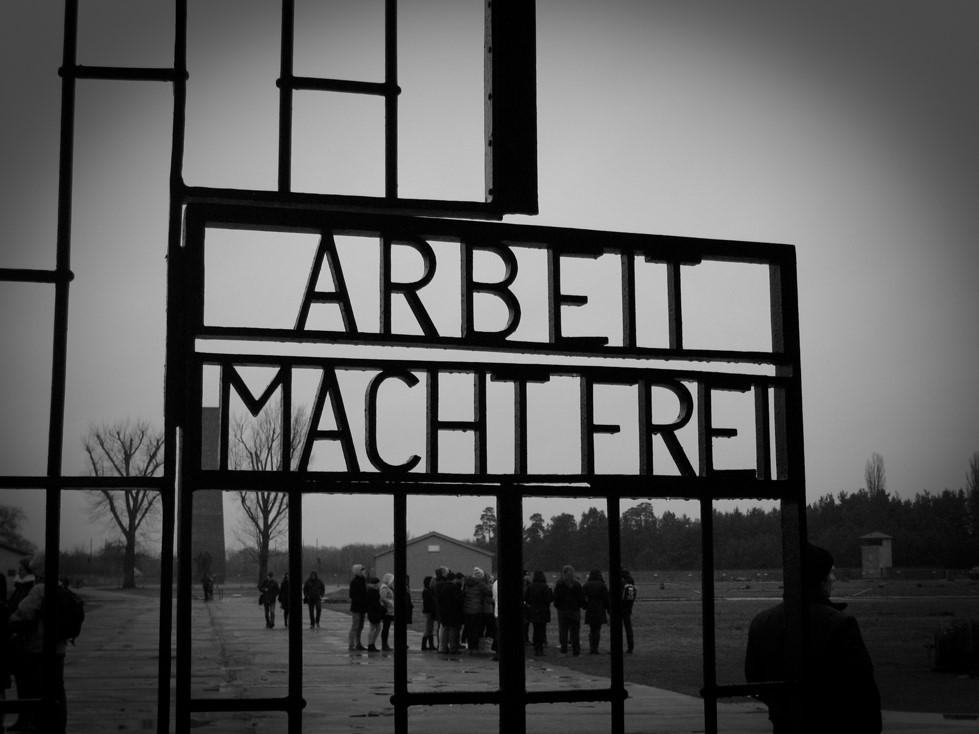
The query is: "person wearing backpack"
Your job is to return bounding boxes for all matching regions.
[621,569,637,654]
[8,553,69,733]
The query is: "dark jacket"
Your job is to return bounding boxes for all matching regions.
[303,575,325,604]
[349,573,368,613]
[552,576,585,616]
[583,578,609,626]
[366,586,385,624]
[523,577,553,624]
[259,577,279,606]
[437,580,465,628]
[745,594,882,734]
[462,576,493,617]
[278,576,291,609]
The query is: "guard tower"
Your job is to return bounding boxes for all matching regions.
[860,531,893,579]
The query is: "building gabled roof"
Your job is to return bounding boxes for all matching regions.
[373,530,495,559]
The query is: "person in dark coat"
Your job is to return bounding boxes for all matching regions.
[6,556,35,730]
[303,571,325,629]
[745,543,882,733]
[259,572,279,628]
[583,569,610,654]
[552,565,586,656]
[436,573,465,654]
[365,577,385,652]
[421,575,438,651]
[348,564,368,650]
[523,570,553,656]
[462,568,493,653]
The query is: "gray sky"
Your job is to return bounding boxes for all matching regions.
[1,1,977,554]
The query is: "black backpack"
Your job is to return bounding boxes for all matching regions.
[57,585,85,644]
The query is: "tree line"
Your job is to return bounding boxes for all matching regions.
[475,452,979,573]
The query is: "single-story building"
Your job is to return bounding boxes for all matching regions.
[1,542,34,581]
[373,531,495,589]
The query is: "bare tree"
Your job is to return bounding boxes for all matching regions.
[0,505,37,553]
[231,404,310,584]
[84,419,164,588]
[864,452,887,499]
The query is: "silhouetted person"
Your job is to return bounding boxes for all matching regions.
[259,572,279,628]
[583,569,609,654]
[303,571,325,629]
[8,554,68,733]
[523,570,553,656]
[553,565,585,656]
[745,543,882,733]
[348,564,368,650]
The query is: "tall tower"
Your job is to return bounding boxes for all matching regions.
[192,407,226,584]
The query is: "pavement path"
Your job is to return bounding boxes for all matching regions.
[29,587,978,733]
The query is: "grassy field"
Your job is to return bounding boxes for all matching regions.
[396,571,979,714]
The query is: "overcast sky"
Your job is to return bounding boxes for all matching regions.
[1,1,977,555]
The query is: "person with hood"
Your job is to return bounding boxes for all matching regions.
[583,569,610,654]
[620,569,638,654]
[348,563,368,650]
[523,570,553,656]
[379,573,396,652]
[745,543,882,733]
[303,571,325,629]
[552,565,586,656]
[365,577,385,652]
[463,567,493,653]
[8,553,68,733]
[259,572,279,628]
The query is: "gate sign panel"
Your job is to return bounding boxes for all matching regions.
[181,203,803,499]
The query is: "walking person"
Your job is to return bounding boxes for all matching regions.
[379,573,396,651]
[583,569,610,654]
[553,565,585,656]
[303,571,325,629]
[348,564,368,650]
[523,570,553,656]
[278,572,291,628]
[620,569,637,653]
[745,543,882,733]
[259,572,279,628]
[365,577,385,652]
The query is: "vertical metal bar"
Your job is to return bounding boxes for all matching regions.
[700,497,718,734]
[393,492,409,734]
[384,0,398,200]
[771,256,808,733]
[41,0,78,725]
[288,488,303,734]
[160,1,188,730]
[497,489,526,734]
[667,261,683,350]
[607,495,625,733]
[485,0,538,214]
[278,0,295,193]
[620,250,636,349]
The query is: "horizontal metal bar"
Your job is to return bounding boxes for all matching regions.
[0,475,169,490]
[60,64,186,82]
[180,185,505,220]
[196,328,791,369]
[183,471,790,500]
[0,268,73,284]
[280,75,400,97]
[393,687,626,708]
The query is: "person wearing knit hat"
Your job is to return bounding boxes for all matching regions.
[745,543,882,733]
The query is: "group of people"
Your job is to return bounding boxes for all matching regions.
[2,554,69,733]
[344,564,640,660]
[258,570,327,630]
